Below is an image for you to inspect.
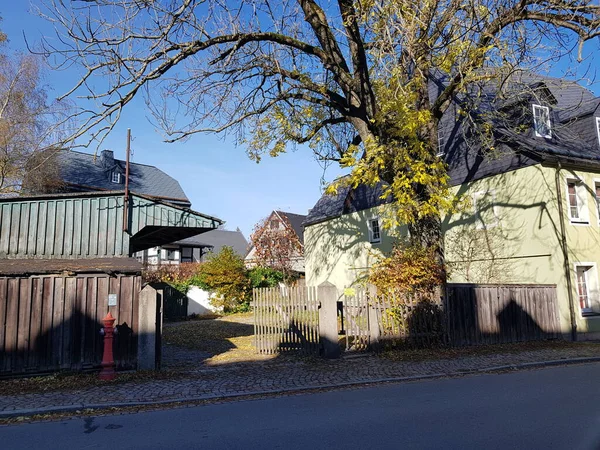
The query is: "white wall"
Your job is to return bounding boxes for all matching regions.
[186,286,222,316]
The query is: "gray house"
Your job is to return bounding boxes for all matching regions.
[51,149,191,207]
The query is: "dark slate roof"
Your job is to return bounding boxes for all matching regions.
[173,229,249,257]
[277,211,307,244]
[56,150,191,206]
[305,71,600,226]
[303,182,392,226]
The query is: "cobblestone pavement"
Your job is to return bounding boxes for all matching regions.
[1,343,600,415]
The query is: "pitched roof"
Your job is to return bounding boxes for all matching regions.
[56,150,190,205]
[173,229,249,257]
[306,72,600,226]
[276,211,307,244]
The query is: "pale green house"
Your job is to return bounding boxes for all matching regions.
[303,72,600,339]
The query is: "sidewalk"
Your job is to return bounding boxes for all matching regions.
[2,342,600,418]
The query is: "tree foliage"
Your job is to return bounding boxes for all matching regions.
[38,1,599,251]
[369,242,446,295]
[248,214,303,277]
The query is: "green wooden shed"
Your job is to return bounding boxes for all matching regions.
[0,191,222,376]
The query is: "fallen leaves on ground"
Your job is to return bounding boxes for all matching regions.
[163,313,273,364]
[379,340,600,362]
[0,370,186,397]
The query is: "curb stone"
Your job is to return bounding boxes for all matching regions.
[2,356,600,420]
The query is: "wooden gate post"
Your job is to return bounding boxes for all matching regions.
[138,284,159,370]
[318,282,341,359]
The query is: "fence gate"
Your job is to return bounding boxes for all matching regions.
[253,286,320,355]
[339,288,372,352]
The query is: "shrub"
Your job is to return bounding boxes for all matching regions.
[198,247,251,312]
[142,263,202,293]
[248,266,285,288]
[369,242,445,295]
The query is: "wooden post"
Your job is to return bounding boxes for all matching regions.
[318,282,341,359]
[367,285,380,350]
[138,284,158,370]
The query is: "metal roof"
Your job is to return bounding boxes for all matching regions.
[0,191,222,260]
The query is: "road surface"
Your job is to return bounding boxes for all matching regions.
[3,362,600,449]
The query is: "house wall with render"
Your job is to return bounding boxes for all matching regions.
[304,206,398,289]
[304,163,600,339]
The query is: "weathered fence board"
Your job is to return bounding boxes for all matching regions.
[253,286,319,355]
[0,273,140,376]
[445,284,561,346]
[253,283,561,356]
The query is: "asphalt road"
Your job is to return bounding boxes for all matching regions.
[3,363,600,449]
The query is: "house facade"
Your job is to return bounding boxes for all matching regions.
[137,229,248,265]
[304,72,600,340]
[245,210,306,274]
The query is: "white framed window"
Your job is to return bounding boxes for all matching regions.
[147,247,158,257]
[575,264,600,316]
[596,117,600,147]
[532,104,552,138]
[166,249,178,261]
[367,217,381,244]
[111,171,121,183]
[472,191,499,230]
[566,178,588,224]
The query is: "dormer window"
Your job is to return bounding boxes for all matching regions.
[596,117,600,147]
[111,172,121,183]
[533,104,551,138]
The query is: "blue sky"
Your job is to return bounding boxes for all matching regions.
[0,3,346,238]
[1,3,598,238]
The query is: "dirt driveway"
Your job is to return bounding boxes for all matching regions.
[162,313,277,370]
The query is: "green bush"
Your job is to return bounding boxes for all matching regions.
[248,266,285,288]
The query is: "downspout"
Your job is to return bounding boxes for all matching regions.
[123,128,131,233]
[555,162,577,341]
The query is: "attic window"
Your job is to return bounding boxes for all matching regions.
[367,217,381,244]
[532,104,551,138]
[111,172,121,184]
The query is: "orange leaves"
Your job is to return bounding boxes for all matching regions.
[369,243,445,295]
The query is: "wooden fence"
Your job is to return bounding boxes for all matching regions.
[445,284,561,345]
[253,286,320,355]
[372,290,445,349]
[0,273,140,376]
[253,283,561,355]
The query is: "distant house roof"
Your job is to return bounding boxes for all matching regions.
[173,229,249,257]
[276,211,307,244]
[56,150,191,206]
[305,71,600,227]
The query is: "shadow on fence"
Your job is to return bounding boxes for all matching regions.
[253,283,562,356]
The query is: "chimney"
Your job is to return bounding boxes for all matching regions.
[100,150,114,168]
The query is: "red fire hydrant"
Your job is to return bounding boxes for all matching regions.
[99,312,117,380]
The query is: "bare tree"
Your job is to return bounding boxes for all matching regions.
[37,0,599,251]
[0,22,68,194]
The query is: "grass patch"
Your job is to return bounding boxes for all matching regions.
[379,340,600,362]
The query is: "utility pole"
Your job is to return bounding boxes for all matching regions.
[123,128,131,232]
